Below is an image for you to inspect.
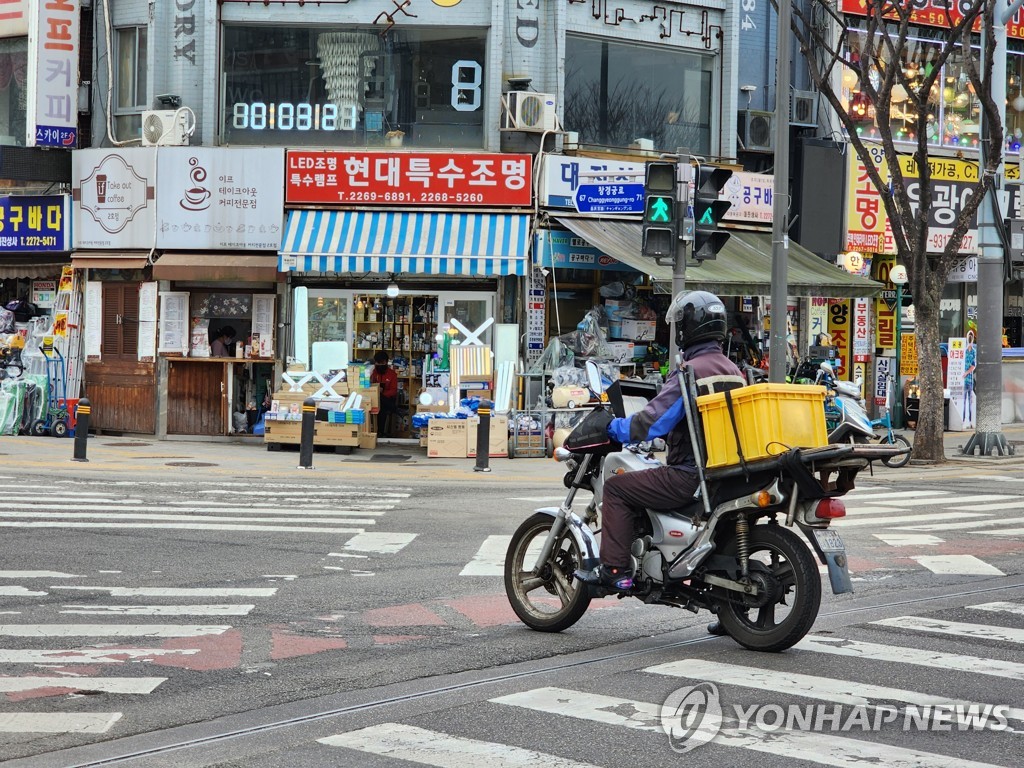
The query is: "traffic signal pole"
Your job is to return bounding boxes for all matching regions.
[768,0,792,384]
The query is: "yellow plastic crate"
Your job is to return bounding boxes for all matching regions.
[697,383,828,468]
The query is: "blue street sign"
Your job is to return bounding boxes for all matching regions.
[574,183,644,214]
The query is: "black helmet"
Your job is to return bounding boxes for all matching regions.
[666,290,727,349]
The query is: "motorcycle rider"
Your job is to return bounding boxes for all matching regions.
[575,291,743,633]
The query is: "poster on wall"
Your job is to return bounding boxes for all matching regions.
[946,336,974,430]
[73,149,157,249]
[157,148,285,250]
[84,281,102,362]
[158,293,189,354]
[31,280,56,308]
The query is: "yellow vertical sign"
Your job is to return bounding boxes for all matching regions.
[901,333,918,377]
[828,300,853,379]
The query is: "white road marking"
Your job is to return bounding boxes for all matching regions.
[459,536,510,576]
[51,586,276,597]
[0,677,165,694]
[492,687,1005,768]
[0,511,379,525]
[912,555,1004,576]
[872,534,944,546]
[861,494,1015,508]
[834,512,990,527]
[0,571,79,578]
[0,587,47,596]
[978,527,1024,536]
[795,635,1024,680]
[968,602,1024,617]
[506,496,576,503]
[849,489,949,500]
[956,501,1024,512]
[319,723,599,767]
[0,712,122,734]
[194,489,410,499]
[60,604,256,616]
[329,553,368,559]
[645,659,1024,726]
[157,505,389,515]
[0,648,199,664]
[837,506,911,516]
[873,616,1024,644]
[893,516,1024,532]
[0,624,230,638]
[0,522,367,533]
[342,532,417,554]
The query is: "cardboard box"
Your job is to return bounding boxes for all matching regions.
[466,414,509,458]
[359,433,378,450]
[427,419,468,458]
[619,318,657,341]
[467,389,492,401]
[358,385,380,410]
[603,341,635,362]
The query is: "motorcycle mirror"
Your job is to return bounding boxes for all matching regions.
[585,360,603,395]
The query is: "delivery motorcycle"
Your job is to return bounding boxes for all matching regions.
[504,364,908,652]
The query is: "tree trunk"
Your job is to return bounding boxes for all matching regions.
[911,286,946,462]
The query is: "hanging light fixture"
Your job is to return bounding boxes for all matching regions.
[386,275,400,298]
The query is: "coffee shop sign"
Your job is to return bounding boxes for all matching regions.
[78,154,151,235]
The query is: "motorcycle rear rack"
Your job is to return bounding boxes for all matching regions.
[705,443,908,483]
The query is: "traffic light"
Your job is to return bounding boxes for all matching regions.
[642,161,677,259]
[692,164,733,260]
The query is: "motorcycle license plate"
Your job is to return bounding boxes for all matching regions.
[813,528,845,553]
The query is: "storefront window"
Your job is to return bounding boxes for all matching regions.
[221,26,486,148]
[308,293,350,367]
[0,38,27,146]
[564,36,713,154]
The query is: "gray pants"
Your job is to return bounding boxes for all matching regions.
[600,464,699,567]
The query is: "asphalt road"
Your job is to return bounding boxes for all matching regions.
[0,441,1021,767]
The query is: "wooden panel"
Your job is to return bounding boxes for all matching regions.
[84,361,156,434]
[167,361,225,436]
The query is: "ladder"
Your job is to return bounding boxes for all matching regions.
[48,266,83,401]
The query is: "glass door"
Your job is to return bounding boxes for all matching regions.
[439,291,494,347]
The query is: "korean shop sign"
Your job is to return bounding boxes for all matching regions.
[840,0,1024,41]
[0,194,69,251]
[0,1,28,36]
[286,151,532,207]
[73,149,156,249]
[26,0,79,148]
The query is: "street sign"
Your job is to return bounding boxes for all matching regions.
[574,183,644,214]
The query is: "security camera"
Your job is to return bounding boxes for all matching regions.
[155,94,182,108]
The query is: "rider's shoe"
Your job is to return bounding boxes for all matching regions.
[574,564,634,592]
[706,620,728,636]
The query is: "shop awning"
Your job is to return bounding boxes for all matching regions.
[552,217,883,298]
[71,251,150,270]
[152,254,280,283]
[0,258,68,279]
[278,210,530,276]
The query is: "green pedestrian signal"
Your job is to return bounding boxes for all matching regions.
[692,163,733,260]
[698,208,714,226]
[642,161,678,259]
[646,195,672,223]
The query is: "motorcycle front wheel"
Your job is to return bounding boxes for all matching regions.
[881,434,912,468]
[504,513,591,632]
[714,524,821,652]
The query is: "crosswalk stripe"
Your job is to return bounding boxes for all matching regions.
[342,532,417,554]
[893,516,1024,532]
[0,571,79,578]
[835,512,990,527]
[795,635,1024,680]
[0,511,380,526]
[957,501,1024,512]
[857,494,1014,509]
[196,489,410,499]
[51,587,276,597]
[848,489,948,500]
[491,687,1005,768]
[872,534,944,546]
[0,522,366,533]
[319,723,599,767]
[643,660,1024,726]
[460,536,510,576]
[0,677,165,694]
[59,604,256,616]
[967,602,1024,617]
[836,506,911,516]
[0,648,199,663]
[978,527,1024,536]
[873,616,1024,644]
[0,624,230,638]
[0,587,47,596]
[911,555,1005,576]
[0,712,122,734]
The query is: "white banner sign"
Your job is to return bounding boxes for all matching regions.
[73,149,157,249]
[0,1,29,37]
[947,255,978,283]
[874,355,892,407]
[946,336,973,430]
[852,298,871,359]
[26,0,79,148]
[723,171,774,223]
[156,148,285,250]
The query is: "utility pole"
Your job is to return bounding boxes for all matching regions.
[768,0,792,383]
[962,0,1022,456]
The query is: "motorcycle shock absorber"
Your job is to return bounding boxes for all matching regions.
[735,514,751,579]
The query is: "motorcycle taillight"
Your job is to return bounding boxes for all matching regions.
[815,499,846,519]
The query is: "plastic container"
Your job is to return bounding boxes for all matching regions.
[697,383,828,468]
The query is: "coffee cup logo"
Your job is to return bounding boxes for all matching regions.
[180,157,212,211]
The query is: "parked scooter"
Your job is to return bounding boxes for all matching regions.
[815,362,874,444]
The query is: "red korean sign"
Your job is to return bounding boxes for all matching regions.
[286,151,532,207]
[840,0,1024,41]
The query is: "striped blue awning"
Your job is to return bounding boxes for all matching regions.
[278,210,530,276]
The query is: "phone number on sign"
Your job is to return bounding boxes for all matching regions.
[340,191,486,204]
[930,232,973,251]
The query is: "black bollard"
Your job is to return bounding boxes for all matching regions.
[474,401,492,473]
[72,398,90,463]
[298,397,316,470]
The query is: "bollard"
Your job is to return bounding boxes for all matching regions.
[474,402,492,473]
[72,398,90,463]
[298,397,316,470]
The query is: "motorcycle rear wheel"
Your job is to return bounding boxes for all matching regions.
[714,524,821,652]
[881,434,912,468]
[504,513,591,632]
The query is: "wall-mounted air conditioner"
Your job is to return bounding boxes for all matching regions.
[141,110,190,147]
[738,109,775,152]
[791,89,818,127]
[501,91,557,132]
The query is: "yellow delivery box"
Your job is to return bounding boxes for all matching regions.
[697,383,828,468]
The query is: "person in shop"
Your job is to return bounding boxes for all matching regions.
[574,291,744,638]
[211,326,236,358]
[371,350,399,437]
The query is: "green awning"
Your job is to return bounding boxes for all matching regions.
[552,216,883,298]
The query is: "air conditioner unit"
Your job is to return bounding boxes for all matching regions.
[791,89,818,127]
[141,110,190,147]
[501,91,557,132]
[738,109,775,152]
